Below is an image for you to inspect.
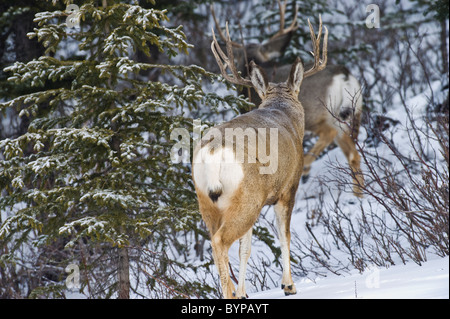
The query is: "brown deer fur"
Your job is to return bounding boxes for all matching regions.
[192,17,328,298]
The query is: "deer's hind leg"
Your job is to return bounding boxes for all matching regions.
[210,191,263,299]
[335,132,364,197]
[235,227,252,299]
[196,189,234,298]
[274,188,298,296]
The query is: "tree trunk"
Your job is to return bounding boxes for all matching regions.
[118,246,130,299]
[441,20,448,76]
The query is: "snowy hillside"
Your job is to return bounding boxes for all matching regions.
[251,256,449,299]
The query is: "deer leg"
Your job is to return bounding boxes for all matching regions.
[335,132,364,197]
[198,189,235,299]
[211,197,262,299]
[274,197,297,296]
[211,229,235,299]
[302,127,338,182]
[235,227,253,299]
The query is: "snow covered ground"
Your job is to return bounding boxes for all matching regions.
[251,256,449,299]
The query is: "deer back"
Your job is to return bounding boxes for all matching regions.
[243,63,362,132]
[193,60,306,210]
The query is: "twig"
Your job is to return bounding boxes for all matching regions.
[141,266,190,299]
[305,222,330,259]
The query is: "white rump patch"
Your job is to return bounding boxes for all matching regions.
[341,74,363,113]
[326,74,363,129]
[193,146,244,209]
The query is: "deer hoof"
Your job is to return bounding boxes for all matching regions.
[282,284,297,296]
[284,290,297,296]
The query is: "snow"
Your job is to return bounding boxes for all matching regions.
[251,256,449,299]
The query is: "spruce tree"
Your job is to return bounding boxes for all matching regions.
[0,0,249,298]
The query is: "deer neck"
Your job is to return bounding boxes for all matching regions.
[259,95,303,115]
[258,98,304,137]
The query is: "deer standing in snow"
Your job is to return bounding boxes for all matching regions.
[212,0,364,196]
[192,17,327,298]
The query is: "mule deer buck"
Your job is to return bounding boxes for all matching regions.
[212,1,364,196]
[192,18,327,298]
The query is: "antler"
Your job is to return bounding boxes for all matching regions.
[269,0,299,41]
[304,15,328,78]
[210,4,243,48]
[211,22,253,87]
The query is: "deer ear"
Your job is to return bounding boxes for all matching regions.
[287,57,304,96]
[249,61,268,99]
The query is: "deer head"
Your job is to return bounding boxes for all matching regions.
[211,0,299,71]
[210,14,327,90]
